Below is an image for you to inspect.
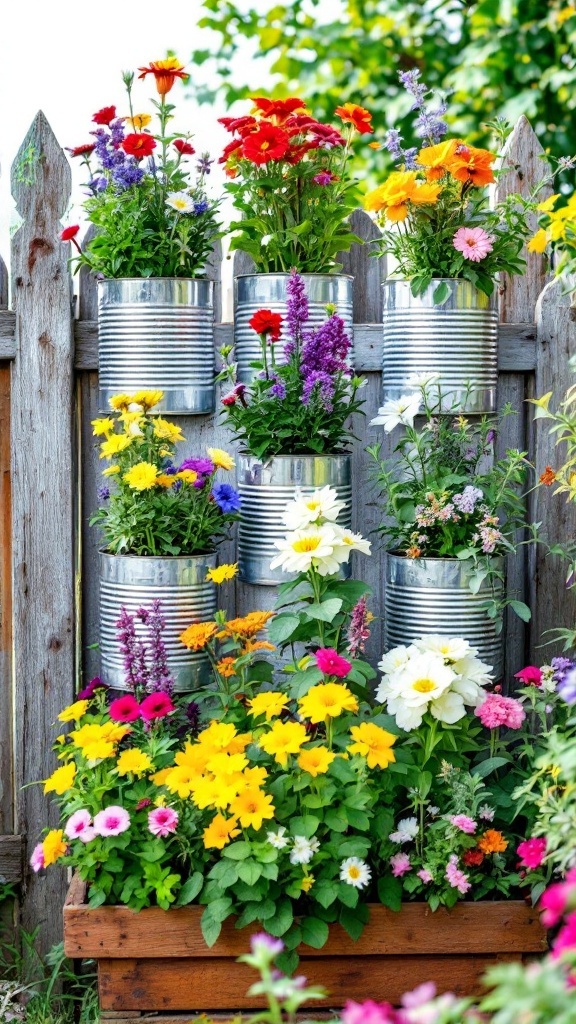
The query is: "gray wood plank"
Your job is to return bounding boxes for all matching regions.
[0,834,23,885]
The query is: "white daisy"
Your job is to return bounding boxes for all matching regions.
[267,826,290,849]
[414,635,474,663]
[329,524,372,563]
[340,856,371,889]
[269,525,340,577]
[378,645,417,676]
[282,485,345,530]
[370,393,422,432]
[289,835,320,865]
[166,191,195,213]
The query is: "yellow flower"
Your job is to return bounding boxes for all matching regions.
[557,5,576,25]
[44,762,76,795]
[42,829,67,867]
[192,776,237,810]
[297,745,336,777]
[127,113,152,129]
[57,700,89,723]
[99,434,132,459]
[364,170,418,221]
[240,765,268,788]
[207,447,235,470]
[152,766,172,787]
[348,722,397,769]
[203,813,241,849]
[207,751,249,776]
[83,739,116,760]
[206,563,238,584]
[164,765,198,798]
[259,720,308,766]
[102,722,131,743]
[69,722,125,760]
[527,228,548,253]
[109,393,133,411]
[411,181,442,206]
[131,389,164,409]
[248,691,290,721]
[527,391,554,419]
[537,193,561,214]
[298,683,359,724]
[416,139,460,181]
[230,787,275,830]
[92,417,115,437]
[103,464,121,477]
[301,875,314,893]
[123,462,159,490]
[197,721,253,755]
[153,418,185,443]
[175,470,198,484]
[116,748,153,776]
[180,621,218,650]
[157,473,176,487]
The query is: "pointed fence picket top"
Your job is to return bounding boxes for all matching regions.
[11,112,75,954]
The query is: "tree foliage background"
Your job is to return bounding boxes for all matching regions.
[190,0,576,168]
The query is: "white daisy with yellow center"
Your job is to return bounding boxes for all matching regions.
[340,856,371,889]
[166,191,195,214]
[282,485,346,530]
[270,524,341,576]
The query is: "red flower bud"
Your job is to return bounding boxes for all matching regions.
[174,139,195,155]
[93,106,117,126]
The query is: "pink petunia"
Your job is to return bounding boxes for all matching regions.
[390,852,412,877]
[445,854,471,894]
[552,911,576,959]
[417,868,434,884]
[314,648,352,678]
[140,692,175,721]
[341,999,396,1024]
[109,694,141,723]
[540,876,576,928]
[475,693,526,730]
[64,809,93,841]
[93,805,131,837]
[453,226,494,262]
[514,665,543,687]
[148,806,179,837]
[450,814,477,834]
[30,843,45,872]
[517,836,547,870]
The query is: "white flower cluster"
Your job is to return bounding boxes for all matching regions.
[267,828,371,889]
[270,486,371,576]
[376,635,492,731]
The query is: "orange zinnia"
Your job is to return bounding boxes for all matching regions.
[216,657,237,679]
[180,621,218,650]
[410,181,442,206]
[220,611,275,639]
[477,829,508,854]
[138,57,188,96]
[416,139,460,181]
[334,103,373,134]
[447,144,496,186]
[539,466,556,486]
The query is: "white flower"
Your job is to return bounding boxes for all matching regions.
[378,645,417,676]
[376,652,456,731]
[289,835,320,865]
[427,806,439,817]
[339,856,371,889]
[405,371,441,390]
[479,804,495,822]
[428,688,466,724]
[282,485,345,530]
[267,826,290,849]
[389,816,419,844]
[269,525,341,576]
[370,394,422,432]
[414,635,474,663]
[166,191,195,213]
[329,524,372,562]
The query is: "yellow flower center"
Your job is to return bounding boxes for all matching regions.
[348,866,361,879]
[412,678,436,693]
[293,537,321,553]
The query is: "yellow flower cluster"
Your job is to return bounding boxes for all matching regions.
[67,721,130,761]
[527,192,576,253]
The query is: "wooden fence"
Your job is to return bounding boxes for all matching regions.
[0,111,575,955]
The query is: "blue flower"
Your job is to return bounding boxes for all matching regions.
[193,200,209,215]
[212,483,242,513]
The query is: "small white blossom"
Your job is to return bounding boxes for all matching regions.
[389,816,419,844]
[166,191,195,213]
[289,835,320,865]
[267,826,290,849]
[479,804,495,822]
[370,394,422,432]
[340,856,371,889]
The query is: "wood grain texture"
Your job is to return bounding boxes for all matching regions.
[0,369,13,835]
[0,835,23,884]
[10,112,75,953]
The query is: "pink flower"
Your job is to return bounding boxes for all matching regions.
[390,852,412,877]
[109,694,141,722]
[445,854,471,894]
[64,809,93,841]
[452,226,494,262]
[514,665,543,687]
[517,836,547,870]
[140,692,175,721]
[30,843,45,872]
[475,693,526,730]
[79,826,97,844]
[341,999,397,1024]
[148,806,179,837]
[450,814,477,834]
[540,875,576,927]
[552,911,576,959]
[93,805,131,837]
[314,647,353,678]
[417,868,434,884]
[401,982,437,1009]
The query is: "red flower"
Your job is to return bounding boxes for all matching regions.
[315,647,352,678]
[135,798,153,811]
[539,465,556,486]
[334,102,374,134]
[109,694,141,723]
[221,384,247,407]
[514,665,543,687]
[248,309,283,341]
[251,97,307,123]
[218,138,243,166]
[242,124,290,164]
[140,692,175,721]
[93,106,117,126]
[121,133,157,160]
[138,58,188,96]
[218,115,258,137]
[66,143,96,158]
[173,139,195,155]
[463,849,485,867]
[60,225,80,242]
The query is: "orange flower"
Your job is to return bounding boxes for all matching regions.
[138,57,188,96]
[539,466,556,486]
[410,181,442,206]
[447,144,496,186]
[220,611,275,639]
[242,639,276,654]
[477,829,508,854]
[334,103,373,134]
[416,139,460,181]
[216,657,237,679]
[180,622,218,650]
[406,545,422,559]
[250,97,307,124]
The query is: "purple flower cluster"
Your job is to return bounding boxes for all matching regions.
[284,268,309,358]
[136,600,173,694]
[384,70,448,166]
[302,369,335,410]
[383,128,417,170]
[552,656,576,704]
[98,485,110,502]
[453,485,483,514]
[115,601,174,694]
[301,312,350,378]
[270,374,286,400]
[90,120,145,193]
[346,596,372,658]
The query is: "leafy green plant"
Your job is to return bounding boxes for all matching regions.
[0,930,97,1024]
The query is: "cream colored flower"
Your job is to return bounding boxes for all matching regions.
[269,524,341,576]
[282,485,346,530]
[370,394,421,431]
[329,523,372,562]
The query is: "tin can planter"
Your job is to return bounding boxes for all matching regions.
[237,454,352,585]
[382,279,498,414]
[234,273,354,382]
[99,552,217,692]
[384,554,505,678]
[98,278,215,415]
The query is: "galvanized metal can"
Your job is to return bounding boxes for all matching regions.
[384,553,504,678]
[237,454,352,585]
[382,279,498,414]
[234,273,354,382]
[99,552,217,692]
[98,278,215,415]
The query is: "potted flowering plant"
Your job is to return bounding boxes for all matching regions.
[61,58,220,415]
[368,380,533,675]
[218,96,373,380]
[219,272,365,584]
[92,388,240,689]
[364,69,554,413]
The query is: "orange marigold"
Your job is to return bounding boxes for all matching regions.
[446,144,496,186]
[138,57,188,96]
[477,829,508,855]
[180,621,218,650]
[220,611,275,639]
[242,639,276,654]
[539,466,556,486]
[216,657,237,679]
[334,102,373,134]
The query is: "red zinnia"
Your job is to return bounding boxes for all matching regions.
[334,102,374,134]
[248,309,283,342]
[122,133,157,160]
[138,58,188,96]
[242,124,290,164]
[66,143,96,158]
[140,692,175,721]
[60,225,80,242]
[218,115,258,137]
[173,139,195,155]
[93,106,117,126]
[463,849,485,867]
[218,138,243,165]
[251,97,307,123]
[315,647,352,679]
[109,694,142,723]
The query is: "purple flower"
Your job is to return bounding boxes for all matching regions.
[558,666,576,705]
[398,69,427,109]
[551,656,574,684]
[285,269,309,358]
[453,485,483,514]
[250,933,284,957]
[212,482,241,513]
[109,118,125,148]
[116,606,147,691]
[193,200,209,214]
[270,374,286,400]
[179,457,215,475]
[313,171,334,185]
[186,700,201,734]
[486,429,496,445]
[112,161,145,191]
[88,176,108,194]
[196,153,213,175]
[77,676,108,700]
[302,370,335,410]
[383,128,404,161]
[300,313,351,378]
[136,599,174,694]
[98,485,110,502]
[415,103,448,144]
[346,596,372,657]
[403,147,418,170]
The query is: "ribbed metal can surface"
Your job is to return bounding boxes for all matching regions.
[382,279,498,414]
[234,273,354,382]
[384,554,504,678]
[99,552,217,692]
[98,278,215,415]
[237,454,352,585]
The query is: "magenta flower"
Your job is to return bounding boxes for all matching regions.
[390,852,412,877]
[93,805,131,837]
[417,868,434,884]
[314,647,352,678]
[109,694,141,723]
[30,843,45,872]
[313,171,336,186]
[341,999,397,1024]
[148,806,179,837]
[445,854,471,894]
[450,814,477,834]
[516,836,547,870]
[475,693,526,730]
[540,874,576,928]
[453,226,494,262]
[552,911,576,960]
[64,809,93,841]
[250,933,284,957]
[140,692,175,721]
[401,982,437,1009]
[514,665,543,687]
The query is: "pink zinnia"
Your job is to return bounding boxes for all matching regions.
[148,806,179,837]
[417,868,434,884]
[341,999,396,1024]
[93,805,131,837]
[30,843,45,872]
[514,665,543,687]
[64,809,93,841]
[517,836,547,870]
[315,647,352,678]
[475,693,526,730]
[453,226,494,262]
[445,854,471,894]
[109,694,141,722]
[140,692,175,721]
[450,814,477,834]
[390,852,411,877]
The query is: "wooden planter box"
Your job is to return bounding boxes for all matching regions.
[63,875,547,1021]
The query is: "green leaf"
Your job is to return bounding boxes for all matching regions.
[472,756,511,778]
[301,916,329,949]
[266,898,294,937]
[509,599,532,622]
[237,860,263,885]
[222,841,252,860]
[268,614,300,645]
[201,910,222,947]
[432,281,452,305]
[377,875,403,912]
[289,815,320,838]
[175,872,203,906]
[339,903,369,940]
[304,598,343,623]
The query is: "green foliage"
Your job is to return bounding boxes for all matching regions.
[480,957,576,1024]
[0,929,97,1024]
